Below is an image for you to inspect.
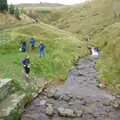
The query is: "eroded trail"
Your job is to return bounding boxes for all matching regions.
[21,57,120,120]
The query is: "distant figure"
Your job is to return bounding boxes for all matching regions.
[22,55,31,78]
[88,46,92,55]
[35,18,40,23]
[30,37,36,51]
[20,40,27,52]
[39,41,45,57]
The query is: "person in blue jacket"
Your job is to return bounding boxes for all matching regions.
[39,41,45,57]
[30,37,36,50]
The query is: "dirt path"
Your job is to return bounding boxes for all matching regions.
[21,57,120,120]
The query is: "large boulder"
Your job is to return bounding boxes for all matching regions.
[57,108,83,118]
[46,104,54,116]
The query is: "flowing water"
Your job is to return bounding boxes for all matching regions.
[21,57,120,120]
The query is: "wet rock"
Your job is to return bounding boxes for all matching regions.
[103,101,111,106]
[97,83,105,88]
[57,108,82,118]
[42,92,47,96]
[76,96,84,101]
[62,95,71,102]
[40,100,46,106]
[47,89,55,98]
[82,113,96,120]
[81,100,87,106]
[53,91,61,100]
[35,114,49,120]
[75,110,83,117]
[77,73,85,76]
[57,108,76,117]
[112,99,120,109]
[46,104,54,116]
[65,92,73,98]
[68,102,74,106]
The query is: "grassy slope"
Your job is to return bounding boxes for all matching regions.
[0,23,85,84]
[43,0,120,94]
[0,13,32,26]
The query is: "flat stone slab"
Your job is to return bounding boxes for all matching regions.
[0,92,26,117]
[0,78,13,100]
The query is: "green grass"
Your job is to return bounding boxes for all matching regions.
[0,23,85,84]
[92,23,120,94]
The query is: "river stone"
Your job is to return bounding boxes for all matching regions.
[53,91,61,100]
[75,110,83,117]
[97,83,105,88]
[68,102,74,106]
[112,99,120,108]
[40,100,46,106]
[76,96,84,101]
[57,108,76,117]
[47,90,54,98]
[46,104,54,116]
[35,114,49,120]
[62,95,71,102]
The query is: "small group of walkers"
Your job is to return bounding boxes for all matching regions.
[21,37,45,79]
[20,37,45,57]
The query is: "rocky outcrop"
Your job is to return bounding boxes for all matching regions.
[46,104,54,116]
[0,79,13,101]
[0,78,51,120]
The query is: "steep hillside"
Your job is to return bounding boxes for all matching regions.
[47,0,120,35]
[43,0,120,94]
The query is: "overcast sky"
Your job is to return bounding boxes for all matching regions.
[8,0,88,5]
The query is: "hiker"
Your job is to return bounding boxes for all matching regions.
[22,55,31,78]
[39,41,45,57]
[30,37,36,51]
[20,40,27,52]
[88,46,92,55]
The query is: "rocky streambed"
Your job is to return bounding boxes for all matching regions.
[21,57,120,120]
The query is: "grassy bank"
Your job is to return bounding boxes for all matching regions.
[92,23,120,94]
[0,23,86,84]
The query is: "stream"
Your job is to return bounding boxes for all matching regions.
[21,57,120,120]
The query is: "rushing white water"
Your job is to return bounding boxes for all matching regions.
[91,47,99,57]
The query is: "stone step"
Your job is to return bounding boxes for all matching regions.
[0,78,13,101]
[0,92,26,119]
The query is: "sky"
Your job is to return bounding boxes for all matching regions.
[8,0,88,5]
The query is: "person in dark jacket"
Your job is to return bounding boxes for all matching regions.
[39,41,45,57]
[22,55,30,77]
[21,40,27,52]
